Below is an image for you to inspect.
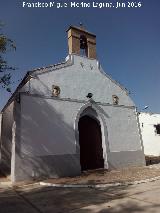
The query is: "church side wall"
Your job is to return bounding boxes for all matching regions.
[0,113,2,160]
[13,93,145,182]
[0,102,14,175]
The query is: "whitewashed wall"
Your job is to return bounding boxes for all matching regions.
[101,106,142,152]
[21,55,135,107]
[20,95,78,156]
[139,112,160,156]
[0,113,2,159]
[19,55,139,157]
[20,94,142,156]
[0,102,14,173]
[13,54,145,181]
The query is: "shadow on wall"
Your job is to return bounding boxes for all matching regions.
[0,103,14,176]
[0,147,11,175]
[15,92,81,181]
[0,77,113,181]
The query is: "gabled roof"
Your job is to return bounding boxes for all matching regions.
[1,58,71,112]
[66,25,96,37]
[1,54,130,112]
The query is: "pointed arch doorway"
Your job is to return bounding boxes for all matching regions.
[78,115,104,171]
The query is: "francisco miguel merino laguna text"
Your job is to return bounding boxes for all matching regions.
[22,1,142,9]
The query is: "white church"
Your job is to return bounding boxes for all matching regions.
[0,26,145,183]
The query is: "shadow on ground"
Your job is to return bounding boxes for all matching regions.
[0,182,160,213]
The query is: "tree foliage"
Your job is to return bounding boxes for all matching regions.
[0,22,16,92]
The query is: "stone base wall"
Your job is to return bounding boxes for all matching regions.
[108,150,146,170]
[11,150,146,183]
[13,153,81,182]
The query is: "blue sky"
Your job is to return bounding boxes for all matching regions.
[0,0,160,113]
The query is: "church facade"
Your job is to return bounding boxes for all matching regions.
[0,26,145,182]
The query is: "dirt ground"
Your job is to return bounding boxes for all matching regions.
[42,164,160,185]
[1,179,160,212]
[1,165,160,212]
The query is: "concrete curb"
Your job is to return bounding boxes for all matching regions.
[39,175,160,188]
[0,181,12,187]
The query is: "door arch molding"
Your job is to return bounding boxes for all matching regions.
[74,102,109,169]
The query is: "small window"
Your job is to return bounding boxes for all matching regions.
[52,85,60,97]
[112,95,119,105]
[154,124,160,135]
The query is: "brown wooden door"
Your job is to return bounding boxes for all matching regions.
[78,115,104,171]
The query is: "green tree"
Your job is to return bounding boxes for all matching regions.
[0,22,16,93]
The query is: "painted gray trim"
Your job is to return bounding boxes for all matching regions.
[20,92,136,110]
[14,153,81,182]
[108,150,145,170]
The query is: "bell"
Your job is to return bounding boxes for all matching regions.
[80,35,87,49]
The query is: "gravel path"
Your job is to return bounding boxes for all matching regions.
[43,164,160,185]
